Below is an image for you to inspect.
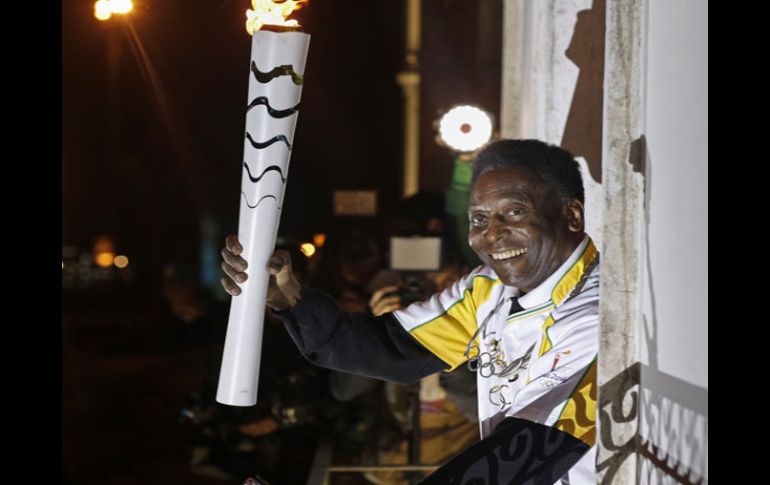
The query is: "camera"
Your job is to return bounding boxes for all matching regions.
[395,274,434,306]
[388,236,443,306]
[389,236,442,272]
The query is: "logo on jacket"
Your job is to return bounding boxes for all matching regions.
[550,350,571,370]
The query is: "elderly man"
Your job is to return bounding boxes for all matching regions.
[221,139,599,484]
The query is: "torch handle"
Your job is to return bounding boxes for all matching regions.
[217,30,310,408]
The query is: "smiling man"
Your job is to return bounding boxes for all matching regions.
[221,139,600,484]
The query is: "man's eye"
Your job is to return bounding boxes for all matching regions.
[507,208,526,217]
[470,214,488,226]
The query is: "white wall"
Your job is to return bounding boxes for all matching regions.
[639,0,708,483]
[500,0,602,247]
[502,1,708,482]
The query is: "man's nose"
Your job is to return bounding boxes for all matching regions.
[484,216,511,243]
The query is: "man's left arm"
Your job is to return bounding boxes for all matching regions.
[279,286,448,384]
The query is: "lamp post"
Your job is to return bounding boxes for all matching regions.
[94,1,133,241]
[397,0,422,198]
[94,0,134,154]
[92,1,134,265]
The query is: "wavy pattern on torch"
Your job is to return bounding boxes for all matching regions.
[243,163,287,183]
[241,192,282,209]
[251,61,304,85]
[246,96,299,118]
[245,132,293,150]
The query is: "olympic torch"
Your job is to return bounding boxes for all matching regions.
[217,0,310,407]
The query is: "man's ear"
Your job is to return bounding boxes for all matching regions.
[564,199,585,233]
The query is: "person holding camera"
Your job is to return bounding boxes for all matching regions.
[364,259,481,485]
[221,139,599,484]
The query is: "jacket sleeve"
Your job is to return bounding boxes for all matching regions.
[392,266,498,370]
[276,286,447,384]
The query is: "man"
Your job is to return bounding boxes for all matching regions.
[221,139,599,484]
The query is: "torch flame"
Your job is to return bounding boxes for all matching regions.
[246,0,307,34]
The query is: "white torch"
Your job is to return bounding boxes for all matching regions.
[217,0,310,407]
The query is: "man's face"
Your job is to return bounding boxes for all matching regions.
[468,166,583,292]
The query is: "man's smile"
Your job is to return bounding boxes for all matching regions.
[490,247,528,261]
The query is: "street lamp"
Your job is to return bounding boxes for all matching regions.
[94,0,133,21]
[93,0,133,252]
[436,105,493,154]
[435,104,495,267]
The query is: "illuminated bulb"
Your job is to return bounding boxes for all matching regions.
[114,255,129,269]
[95,252,115,268]
[94,0,112,20]
[313,233,327,248]
[438,105,493,152]
[300,243,316,258]
[111,0,133,14]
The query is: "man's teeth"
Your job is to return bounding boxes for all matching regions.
[491,248,528,261]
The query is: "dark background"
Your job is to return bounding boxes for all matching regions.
[62,0,501,482]
[62,0,501,293]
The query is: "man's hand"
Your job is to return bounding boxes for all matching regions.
[220,235,301,311]
[266,249,301,311]
[221,235,249,296]
[368,285,403,317]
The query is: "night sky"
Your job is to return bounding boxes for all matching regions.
[63,0,501,293]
